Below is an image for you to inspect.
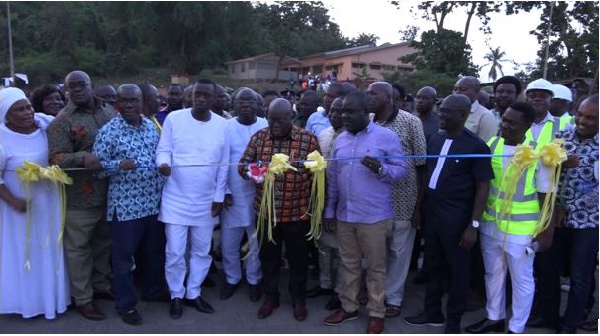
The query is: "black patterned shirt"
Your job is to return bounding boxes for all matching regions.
[556,129,599,229]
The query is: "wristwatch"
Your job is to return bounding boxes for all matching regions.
[472,220,480,228]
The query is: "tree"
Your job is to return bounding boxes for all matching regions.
[400,29,479,77]
[482,46,516,81]
[346,33,379,47]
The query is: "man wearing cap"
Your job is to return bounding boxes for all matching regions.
[523,78,572,330]
[524,78,571,148]
[549,84,573,122]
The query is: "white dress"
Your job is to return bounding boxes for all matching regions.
[0,119,69,319]
[221,117,268,228]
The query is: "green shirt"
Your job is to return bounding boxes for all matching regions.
[47,100,116,209]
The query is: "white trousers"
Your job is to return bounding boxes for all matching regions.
[318,230,341,292]
[480,233,535,333]
[385,220,416,306]
[220,225,262,285]
[165,223,213,300]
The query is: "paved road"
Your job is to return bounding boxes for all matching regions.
[1,268,597,334]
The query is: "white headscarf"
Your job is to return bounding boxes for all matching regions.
[0,87,28,123]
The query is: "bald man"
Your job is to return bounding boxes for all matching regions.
[404,94,493,333]
[95,84,117,107]
[48,70,116,321]
[453,76,498,142]
[367,82,427,318]
[92,84,164,325]
[414,86,439,142]
[239,98,320,322]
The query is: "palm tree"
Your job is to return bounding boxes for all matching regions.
[483,47,516,81]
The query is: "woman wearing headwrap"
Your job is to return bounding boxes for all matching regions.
[30,84,66,116]
[0,87,69,319]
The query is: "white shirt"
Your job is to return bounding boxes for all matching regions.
[465,101,498,143]
[156,109,229,226]
[529,112,556,141]
[221,117,268,228]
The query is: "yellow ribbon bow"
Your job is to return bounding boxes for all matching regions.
[534,139,567,236]
[303,150,327,243]
[15,161,72,270]
[497,145,539,238]
[254,154,298,251]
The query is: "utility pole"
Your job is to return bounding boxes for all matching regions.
[542,1,554,79]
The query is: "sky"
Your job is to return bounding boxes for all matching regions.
[323,0,544,82]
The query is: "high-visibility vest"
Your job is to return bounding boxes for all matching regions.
[526,115,569,149]
[560,114,574,127]
[482,136,541,235]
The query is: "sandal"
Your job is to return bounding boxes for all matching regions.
[385,304,402,318]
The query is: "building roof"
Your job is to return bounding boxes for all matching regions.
[225,52,302,66]
[301,42,412,60]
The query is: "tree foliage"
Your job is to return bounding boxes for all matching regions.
[0,1,351,85]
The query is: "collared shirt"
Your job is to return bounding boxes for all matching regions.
[306,109,331,136]
[240,126,320,223]
[92,116,163,221]
[556,129,599,229]
[529,112,556,141]
[464,100,498,142]
[47,100,116,209]
[378,110,427,221]
[325,122,408,224]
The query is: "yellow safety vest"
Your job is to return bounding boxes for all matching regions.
[526,116,569,149]
[482,136,541,235]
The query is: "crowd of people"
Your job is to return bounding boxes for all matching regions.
[0,69,597,334]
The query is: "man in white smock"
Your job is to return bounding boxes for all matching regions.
[156,79,229,319]
[219,88,267,301]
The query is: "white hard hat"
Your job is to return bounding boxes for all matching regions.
[552,84,572,102]
[525,78,554,96]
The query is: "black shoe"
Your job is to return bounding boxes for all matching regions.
[220,282,239,300]
[185,297,215,314]
[248,284,262,303]
[325,294,341,310]
[306,286,333,298]
[526,316,559,331]
[169,298,183,319]
[202,276,216,288]
[579,320,598,331]
[465,318,506,333]
[404,312,445,327]
[118,309,142,325]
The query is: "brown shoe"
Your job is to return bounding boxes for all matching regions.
[293,303,307,321]
[77,301,106,321]
[324,308,359,326]
[257,300,280,319]
[366,317,384,334]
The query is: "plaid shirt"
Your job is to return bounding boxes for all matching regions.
[240,126,320,223]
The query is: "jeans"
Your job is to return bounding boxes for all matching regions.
[110,214,164,313]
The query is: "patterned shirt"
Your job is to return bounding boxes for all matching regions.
[47,100,116,209]
[556,129,599,229]
[240,126,320,223]
[377,110,427,220]
[92,116,163,221]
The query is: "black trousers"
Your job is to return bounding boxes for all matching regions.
[424,223,471,330]
[259,220,310,304]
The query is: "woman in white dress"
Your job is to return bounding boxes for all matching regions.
[0,87,69,319]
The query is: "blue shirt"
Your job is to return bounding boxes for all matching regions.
[325,122,407,224]
[93,115,163,221]
[305,109,331,136]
